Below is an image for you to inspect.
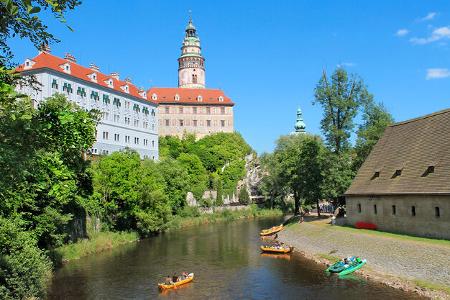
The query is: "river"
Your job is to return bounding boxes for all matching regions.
[48,218,423,299]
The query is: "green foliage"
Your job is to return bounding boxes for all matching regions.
[177,153,208,200]
[238,186,250,205]
[157,158,190,213]
[222,159,246,197]
[0,0,81,66]
[314,68,372,154]
[0,217,52,300]
[216,176,223,206]
[353,102,394,171]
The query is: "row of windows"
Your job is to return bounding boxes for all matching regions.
[163,119,229,127]
[101,131,155,147]
[89,148,155,160]
[163,106,228,115]
[102,113,155,130]
[371,166,435,180]
[52,78,156,116]
[357,203,441,218]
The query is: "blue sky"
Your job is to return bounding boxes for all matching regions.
[10,1,450,153]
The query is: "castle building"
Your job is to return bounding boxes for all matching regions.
[345,109,450,239]
[15,50,159,159]
[149,18,235,139]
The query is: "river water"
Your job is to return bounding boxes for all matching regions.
[48,218,423,299]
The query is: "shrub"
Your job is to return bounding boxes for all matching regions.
[0,218,52,300]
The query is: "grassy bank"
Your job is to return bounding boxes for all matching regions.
[166,205,283,230]
[53,231,139,263]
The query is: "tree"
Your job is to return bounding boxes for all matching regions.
[238,186,250,205]
[177,153,209,201]
[157,158,190,213]
[353,102,393,171]
[314,68,372,154]
[0,0,81,67]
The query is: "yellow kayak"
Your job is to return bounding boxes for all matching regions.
[158,273,194,290]
[260,245,293,254]
[260,224,284,236]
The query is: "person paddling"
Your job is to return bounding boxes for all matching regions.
[165,275,172,285]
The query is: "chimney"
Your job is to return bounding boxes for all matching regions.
[64,53,76,63]
[110,72,120,80]
[40,43,51,54]
[124,77,132,84]
[89,63,99,72]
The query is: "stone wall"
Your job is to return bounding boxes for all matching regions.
[346,195,450,239]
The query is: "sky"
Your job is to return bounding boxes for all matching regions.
[10,0,450,154]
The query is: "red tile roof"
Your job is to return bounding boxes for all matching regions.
[147,87,234,106]
[16,52,156,104]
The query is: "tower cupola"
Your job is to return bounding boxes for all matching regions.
[293,107,306,134]
[178,17,205,89]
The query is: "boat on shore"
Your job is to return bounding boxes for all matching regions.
[158,273,194,290]
[260,245,293,254]
[326,257,366,276]
[260,224,284,236]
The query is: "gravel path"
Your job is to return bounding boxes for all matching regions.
[278,219,450,288]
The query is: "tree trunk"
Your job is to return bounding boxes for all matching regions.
[316,198,321,218]
[294,191,300,215]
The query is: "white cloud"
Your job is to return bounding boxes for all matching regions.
[426,68,450,80]
[419,12,437,22]
[396,29,409,37]
[337,62,356,68]
[410,26,450,44]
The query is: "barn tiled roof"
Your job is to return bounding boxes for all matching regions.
[147,87,234,106]
[345,108,450,196]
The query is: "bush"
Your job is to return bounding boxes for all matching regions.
[0,218,52,300]
[239,186,250,205]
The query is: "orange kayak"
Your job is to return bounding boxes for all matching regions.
[260,245,293,254]
[158,273,194,290]
[260,225,284,236]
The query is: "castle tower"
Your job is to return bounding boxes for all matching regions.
[178,18,205,88]
[293,107,306,134]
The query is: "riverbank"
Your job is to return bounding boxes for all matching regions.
[54,206,282,263]
[277,216,450,299]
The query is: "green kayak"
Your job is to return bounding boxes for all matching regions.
[326,257,366,276]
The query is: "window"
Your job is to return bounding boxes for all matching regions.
[392,205,396,215]
[103,94,110,105]
[197,95,203,102]
[411,206,416,217]
[221,120,225,127]
[113,97,121,108]
[90,91,99,100]
[143,107,150,115]
[165,107,170,114]
[165,119,170,126]
[192,74,198,83]
[373,204,377,215]
[77,87,86,97]
[371,171,380,180]
[134,119,139,127]
[179,119,184,127]
[133,104,140,113]
[357,203,361,213]
[103,112,109,120]
[134,137,139,144]
[114,133,120,141]
[218,96,224,102]
[175,94,180,101]
[179,107,183,114]
[206,107,211,115]
[51,79,58,89]
[102,131,109,140]
[392,169,402,178]
[144,139,148,146]
[422,166,435,177]
[114,114,120,122]
[206,120,211,127]
[193,107,197,114]
[125,135,130,143]
[124,117,131,125]
[152,140,155,148]
[221,107,225,114]
[62,82,73,93]
[435,207,440,218]
[193,120,198,127]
